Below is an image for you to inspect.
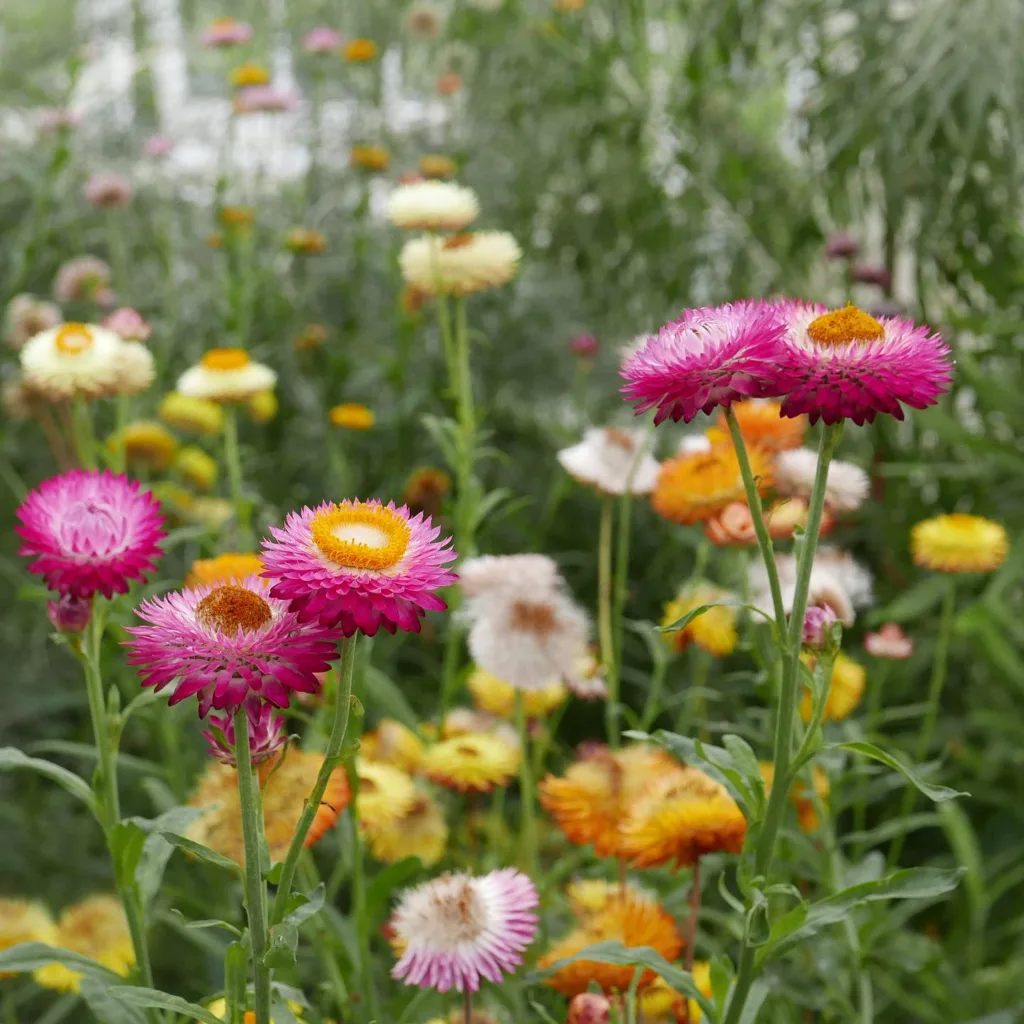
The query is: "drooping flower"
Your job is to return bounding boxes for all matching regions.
[16,470,165,599]
[201,703,287,766]
[391,868,538,992]
[159,392,225,435]
[911,513,1008,573]
[186,552,263,588]
[343,38,378,61]
[82,173,133,210]
[3,294,61,350]
[350,144,391,172]
[557,427,661,496]
[355,758,417,830]
[387,181,480,232]
[468,666,567,719]
[772,302,952,425]
[101,307,152,343]
[303,27,343,53]
[652,443,773,526]
[20,322,124,399]
[0,900,58,957]
[421,733,520,793]
[200,17,253,46]
[177,349,277,403]
[126,575,338,715]
[105,421,178,472]
[403,467,452,518]
[52,257,112,303]
[661,584,738,657]
[864,623,914,660]
[361,719,425,773]
[774,447,870,513]
[799,651,866,722]
[175,446,218,491]
[366,792,448,866]
[399,232,522,296]
[620,302,786,424]
[329,403,375,429]
[710,400,806,452]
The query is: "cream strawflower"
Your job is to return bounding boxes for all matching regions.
[459,553,562,599]
[177,348,277,403]
[558,426,660,496]
[387,181,480,231]
[20,323,123,400]
[774,447,870,513]
[400,231,521,296]
[111,341,155,396]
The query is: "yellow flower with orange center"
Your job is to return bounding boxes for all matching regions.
[911,514,1008,573]
[229,62,269,88]
[421,733,520,793]
[539,893,683,998]
[354,758,417,830]
[343,38,378,62]
[660,584,738,657]
[350,144,390,172]
[105,421,178,472]
[418,154,457,179]
[365,792,448,866]
[760,762,830,832]
[186,552,264,588]
[285,227,327,254]
[329,403,375,430]
[468,666,567,719]
[710,400,806,452]
[799,651,866,723]
[361,719,425,773]
[652,443,773,525]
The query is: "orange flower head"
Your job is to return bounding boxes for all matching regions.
[294,323,330,352]
[704,501,756,547]
[565,878,644,920]
[711,401,806,452]
[343,38,378,62]
[350,144,390,172]
[419,154,457,179]
[285,227,327,254]
[186,552,263,588]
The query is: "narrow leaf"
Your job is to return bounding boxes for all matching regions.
[109,986,224,1024]
[831,741,967,802]
[158,831,242,875]
[0,747,96,813]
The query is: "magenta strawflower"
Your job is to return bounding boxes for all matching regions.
[16,470,165,599]
[125,575,337,716]
[620,301,786,423]
[201,702,287,765]
[391,868,538,993]
[772,301,953,426]
[303,27,343,53]
[261,499,457,635]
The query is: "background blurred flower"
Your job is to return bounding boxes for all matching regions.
[400,232,521,295]
[177,349,277,402]
[142,134,174,157]
[303,27,343,53]
[343,38,378,61]
[911,513,1008,573]
[4,294,61,350]
[52,256,112,303]
[329,402,375,429]
[864,623,914,659]
[558,426,660,495]
[38,107,81,132]
[661,584,738,657]
[0,899,57,955]
[285,227,327,254]
[387,181,480,231]
[175,446,218,491]
[421,732,520,792]
[186,552,263,588]
[711,400,806,452]
[775,447,870,513]
[570,333,599,358]
[83,173,133,209]
[159,392,225,435]
[200,17,253,46]
[47,593,92,634]
[406,2,446,38]
[361,719,425,773]
[419,154,457,179]
[799,651,866,722]
[105,421,177,472]
[435,71,463,95]
[824,231,860,260]
[101,307,152,342]
[469,666,567,718]
[234,85,300,114]
[403,467,451,517]
[366,793,448,866]
[229,62,269,88]
[350,144,391,171]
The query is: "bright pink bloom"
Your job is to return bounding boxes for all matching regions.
[83,173,133,210]
[102,307,151,342]
[620,301,786,423]
[234,86,299,113]
[201,702,287,765]
[200,18,253,47]
[303,27,343,53]
[772,301,953,426]
[391,868,538,993]
[864,622,914,660]
[142,135,174,158]
[261,499,457,635]
[125,575,337,716]
[16,470,165,599]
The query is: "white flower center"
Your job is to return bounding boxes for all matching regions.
[331,523,389,549]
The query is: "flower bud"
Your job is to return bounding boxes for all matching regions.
[802,604,838,651]
[570,333,599,358]
[824,231,860,260]
[47,594,91,635]
[568,993,611,1024]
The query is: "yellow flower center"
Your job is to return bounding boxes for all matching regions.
[195,584,273,634]
[201,348,250,371]
[55,323,95,355]
[309,503,411,571]
[806,305,885,347]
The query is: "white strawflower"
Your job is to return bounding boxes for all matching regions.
[557,426,660,495]
[20,323,123,400]
[177,348,277,403]
[399,231,521,296]
[678,433,713,455]
[775,447,870,513]
[4,295,62,350]
[459,553,562,599]
[112,342,155,396]
[386,181,479,232]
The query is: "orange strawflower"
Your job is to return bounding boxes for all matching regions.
[343,38,378,62]
[186,552,264,588]
[711,400,806,452]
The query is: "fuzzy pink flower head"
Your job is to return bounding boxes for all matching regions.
[16,470,165,599]
[142,135,174,158]
[772,301,953,426]
[303,27,344,53]
[234,86,300,114]
[201,702,287,765]
[83,173,133,210]
[391,868,538,993]
[864,622,914,660]
[101,307,151,342]
[802,604,838,650]
[620,300,786,424]
[261,499,457,635]
[126,575,338,716]
[47,593,92,635]
[824,231,860,261]
[570,333,599,358]
[200,17,253,47]
[52,257,112,303]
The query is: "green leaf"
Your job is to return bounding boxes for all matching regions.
[157,830,242,875]
[168,910,242,938]
[264,921,298,969]
[107,986,225,1024]
[757,868,964,965]
[362,666,419,729]
[657,602,730,634]
[0,747,96,814]
[866,575,950,626]
[0,941,123,981]
[831,742,968,802]
[109,821,148,891]
[135,807,206,907]
[282,883,326,928]
[79,978,146,1024]
[937,800,989,933]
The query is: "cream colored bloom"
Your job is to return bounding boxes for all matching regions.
[20,323,123,399]
[775,447,870,513]
[386,181,479,231]
[558,426,660,495]
[111,340,155,396]
[459,553,563,599]
[4,295,61,350]
[400,231,521,296]
[177,348,277,402]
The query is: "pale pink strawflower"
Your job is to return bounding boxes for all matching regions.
[303,27,344,53]
[621,301,786,424]
[201,703,287,765]
[16,470,165,599]
[142,135,174,158]
[47,593,92,635]
[53,256,112,303]
[391,868,538,993]
[200,17,253,47]
[126,575,337,716]
[38,108,81,133]
[864,623,914,660]
[802,605,838,650]
[234,85,300,114]
[568,993,612,1024]
[261,499,457,635]
[83,173,133,210]
[4,294,61,350]
[771,301,952,426]
[101,308,152,342]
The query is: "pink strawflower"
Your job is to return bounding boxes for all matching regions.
[16,470,165,599]
[38,108,82,133]
[802,605,838,650]
[570,333,599,358]
[126,575,338,716]
[824,231,860,260]
[261,499,456,635]
[772,301,953,426]
[83,173,133,210]
[201,702,287,765]
[303,27,343,53]
[849,264,892,290]
[101,307,151,342]
[391,868,538,992]
[200,17,253,47]
[142,135,174,158]
[47,594,92,635]
[52,256,112,303]
[234,86,300,114]
[621,301,786,424]
[864,623,914,660]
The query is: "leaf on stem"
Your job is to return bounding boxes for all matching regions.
[107,986,225,1024]
[156,830,243,876]
[0,747,97,814]
[829,741,968,802]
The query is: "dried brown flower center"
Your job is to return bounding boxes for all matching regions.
[510,599,558,636]
[196,585,272,634]
[806,305,884,347]
[430,877,486,941]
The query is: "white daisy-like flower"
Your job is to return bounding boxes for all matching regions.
[386,181,479,231]
[399,231,521,296]
[112,341,155,396]
[459,553,562,599]
[774,447,870,513]
[20,322,123,400]
[557,426,660,496]
[177,348,277,403]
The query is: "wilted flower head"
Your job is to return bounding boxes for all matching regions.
[234,85,300,114]
[558,426,660,496]
[387,181,480,232]
[303,26,344,53]
[4,294,61,350]
[83,173,133,210]
[202,703,287,765]
[101,307,152,342]
[911,513,1008,574]
[864,623,914,660]
[403,467,451,518]
[400,232,521,296]
[775,447,870,513]
[200,17,253,46]
[52,256,112,303]
[177,348,277,403]
[142,135,174,158]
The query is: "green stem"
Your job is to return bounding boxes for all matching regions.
[515,691,538,877]
[638,650,668,732]
[453,296,477,558]
[270,635,359,925]
[223,407,251,542]
[110,395,129,474]
[107,211,130,300]
[233,706,271,1024]
[299,853,350,1016]
[347,780,379,1022]
[71,399,98,471]
[598,496,618,747]
[888,579,956,867]
[852,661,890,855]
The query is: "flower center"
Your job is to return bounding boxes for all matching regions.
[509,599,558,635]
[443,233,475,250]
[55,323,95,356]
[430,876,486,944]
[604,428,636,452]
[201,348,250,371]
[309,503,411,570]
[195,584,273,634]
[806,305,885,347]
[454,743,481,758]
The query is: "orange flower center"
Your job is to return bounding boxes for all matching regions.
[195,584,273,633]
[310,503,411,571]
[806,305,885,347]
[454,743,481,758]
[443,233,475,250]
[55,323,95,355]
[201,348,250,371]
